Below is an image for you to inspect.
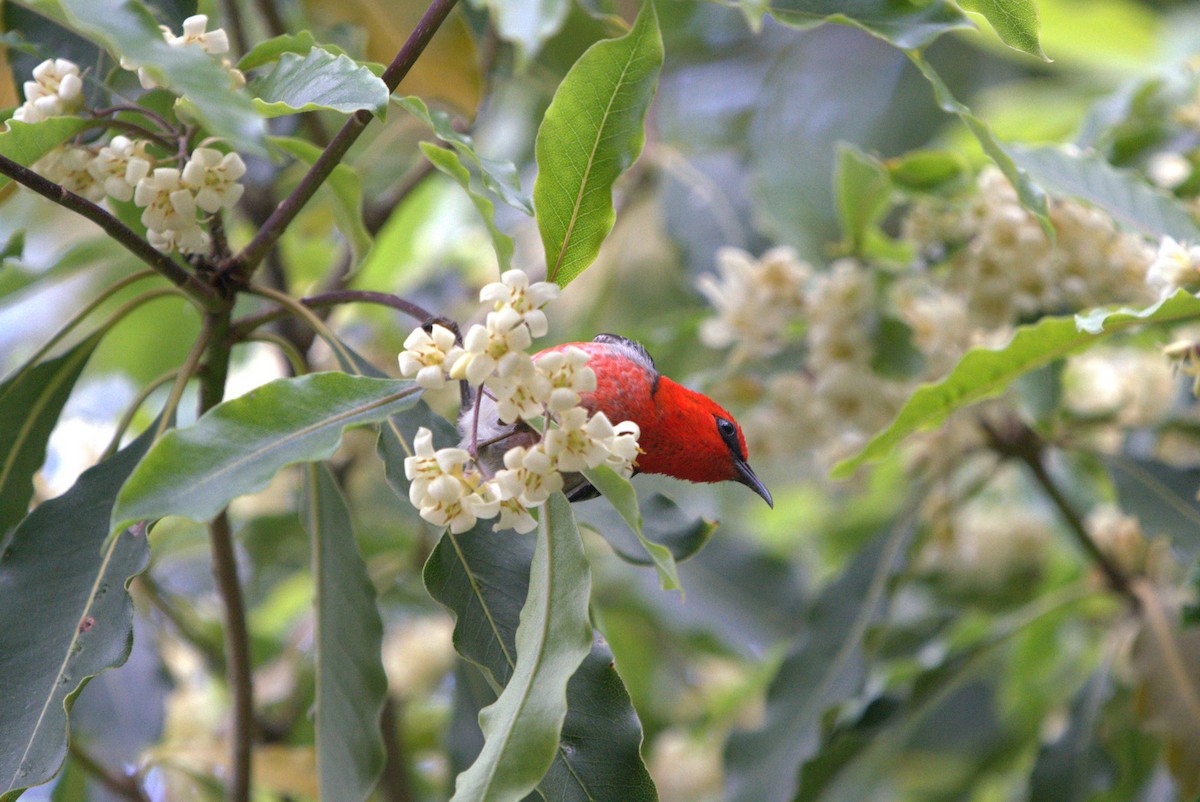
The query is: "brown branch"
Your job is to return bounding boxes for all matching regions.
[0,154,225,311]
[230,0,461,274]
[68,741,149,802]
[363,158,437,234]
[229,289,450,340]
[378,697,416,802]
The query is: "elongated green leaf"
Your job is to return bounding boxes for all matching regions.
[763,0,971,50]
[0,331,101,537]
[111,373,421,531]
[835,144,891,256]
[723,516,913,802]
[250,49,389,118]
[422,521,656,800]
[420,143,514,270]
[833,291,1200,478]
[579,491,717,566]
[268,136,371,259]
[0,118,91,193]
[32,0,265,154]
[533,0,663,287]
[583,465,680,591]
[0,427,154,801]
[908,52,1051,236]
[304,464,387,802]
[1008,144,1200,241]
[959,0,1046,60]
[449,493,593,802]
[397,96,533,215]
[237,31,353,71]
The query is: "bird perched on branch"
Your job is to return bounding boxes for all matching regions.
[462,333,773,507]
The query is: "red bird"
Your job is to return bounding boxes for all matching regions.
[464,333,773,507]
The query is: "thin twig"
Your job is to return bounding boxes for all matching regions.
[231,0,461,274]
[230,289,449,340]
[363,158,437,234]
[378,697,416,802]
[982,417,1135,600]
[82,117,176,151]
[67,741,149,802]
[93,104,180,138]
[155,317,216,440]
[0,154,225,311]
[101,368,180,459]
[219,0,250,56]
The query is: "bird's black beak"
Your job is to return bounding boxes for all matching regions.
[734,459,773,508]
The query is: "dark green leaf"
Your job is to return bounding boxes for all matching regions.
[420,143,515,271]
[1008,144,1200,242]
[534,0,663,287]
[304,464,387,802]
[237,31,352,71]
[1104,454,1200,562]
[835,143,892,256]
[723,516,913,802]
[250,48,389,118]
[111,373,421,532]
[423,520,657,801]
[578,491,717,566]
[397,96,533,215]
[0,331,101,537]
[959,0,1047,60]
[834,291,1200,478]
[908,53,1051,237]
[763,0,972,50]
[0,118,92,193]
[35,0,266,154]
[0,427,154,801]
[583,465,680,591]
[269,136,371,258]
[448,493,593,802]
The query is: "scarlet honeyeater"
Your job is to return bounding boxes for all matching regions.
[463,333,773,506]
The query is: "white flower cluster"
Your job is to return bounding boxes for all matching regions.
[698,246,809,362]
[399,269,642,534]
[12,58,83,124]
[33,142,245,255]
[1146,236,1200,298]
[121,15,245,90]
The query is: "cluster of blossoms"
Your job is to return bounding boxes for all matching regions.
[697,246,808,363]
[12,58,83,123]
[121,14,245,90]
[398,270,641,534]
[33,139,245,255]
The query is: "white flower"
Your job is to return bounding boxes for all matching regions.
[147,224,210,255]
[495,497,537,533]
[34,146,104,202]
[535,347,596,412]
[479,269,560,337]
[21,59,83,117]
[119,56,159,90]
[1146,236,1200,298]
[543,407,615,472]
[181,147,246,213]
[134,168,197,231]
[605,420,641,475]
[1147,152,1191,190]
[449,308,534,386]
[697,246,810,360]
[397,324,461,390]
[494,445,563,507]
[403,428,467,505]
[486,351,549,423]
[87,136,153,202]
[165,15,230,54]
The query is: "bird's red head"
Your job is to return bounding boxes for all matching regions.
[541,335,773,507]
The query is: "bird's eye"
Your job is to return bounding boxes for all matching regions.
[715,416,743,458]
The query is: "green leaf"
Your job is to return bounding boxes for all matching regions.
[762,0,972,50]
[303,464,387,802]
[886,149,969,193]
[34,0,266,155]
[0,331,101,537]
[269,136,371,259]
[835,144,892,256]
[1103,454,1200,562]
[833,291,1200,478]
[578,491,717,566]
[533,0,663,287]
[422,521,656,801]
[723,516,913,802]
[485,0,570,66]
[110,373,421,532]
[237,31,352,71]
[582,465,681,591]
[0,426,154,801]
[908,52,1052,237]
[420,143,514,271]
[250,48,389,118]
[448,493,593,802]
[1008,144,1200,242]
[1028,672,1115,802]
[959,0,1047,60]
[397,96,533,215]
[0,117,92,193]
